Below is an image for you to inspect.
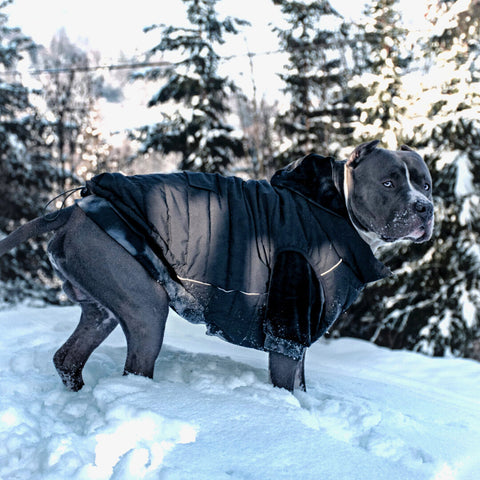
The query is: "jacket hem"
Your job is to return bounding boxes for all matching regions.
[264,333,306,361]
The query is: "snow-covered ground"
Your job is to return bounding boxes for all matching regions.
[0,305,479,480]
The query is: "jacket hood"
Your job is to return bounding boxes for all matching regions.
[270,153,347,217]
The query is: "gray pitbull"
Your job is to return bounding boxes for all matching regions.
[0,141,433,392]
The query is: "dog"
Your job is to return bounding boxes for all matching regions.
[0,140,434,392]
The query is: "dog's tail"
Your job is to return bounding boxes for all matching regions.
[0,206,75,257]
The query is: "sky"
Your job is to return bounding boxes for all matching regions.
[6,0,424,61]
[4,0,428,132]
[5,0,343,54]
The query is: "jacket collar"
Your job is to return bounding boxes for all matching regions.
[270,153,348,217]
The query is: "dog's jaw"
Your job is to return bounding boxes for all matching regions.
[342,164,387,253]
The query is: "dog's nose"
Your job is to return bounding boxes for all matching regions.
[414,199,433,218]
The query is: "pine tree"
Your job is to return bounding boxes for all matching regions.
[335,0,480,360]
[0,1,62,304]
[272,0,351,167]
[136,0,247,173]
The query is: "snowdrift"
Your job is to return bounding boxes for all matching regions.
[0,306,479,479]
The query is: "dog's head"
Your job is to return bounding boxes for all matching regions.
[344,140,434,248]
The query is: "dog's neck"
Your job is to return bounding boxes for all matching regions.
[331,160,385,253]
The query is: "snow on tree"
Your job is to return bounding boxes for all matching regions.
[335,0,480,360]
[0,1,62,304]
[272,0,352,167]
[135,0,247,173]
[344,0,411,150]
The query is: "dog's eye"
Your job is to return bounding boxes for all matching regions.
[383,180,394,188]
[424,183,430,191]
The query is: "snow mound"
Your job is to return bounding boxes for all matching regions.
[0,306,479,479]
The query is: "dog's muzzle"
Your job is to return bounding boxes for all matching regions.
[406,199,434,242]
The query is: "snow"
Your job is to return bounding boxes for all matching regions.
[455,153,474,198]
[460,289,477,328]
[1,305,480,480]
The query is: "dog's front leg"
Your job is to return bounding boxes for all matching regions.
[268,350,306,392]
[265,251,319,392]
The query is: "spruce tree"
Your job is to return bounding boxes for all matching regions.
[136,0,247,173]
[272,0,351,167]
[344,0,411,149]
[335,0,480,360]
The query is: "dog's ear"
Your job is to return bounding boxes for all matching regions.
[400,144,414,152]
[347,140,380,168]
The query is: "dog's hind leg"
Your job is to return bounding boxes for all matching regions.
[52,206,170,382]
[53,295,118,391]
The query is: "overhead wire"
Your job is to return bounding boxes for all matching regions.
[1,49,285,77]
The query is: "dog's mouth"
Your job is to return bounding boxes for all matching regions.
[378,215,433,244]
[410,215,434,242]
[408,225,429,242]
[392,218,433,243]
[348,203,434,245]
